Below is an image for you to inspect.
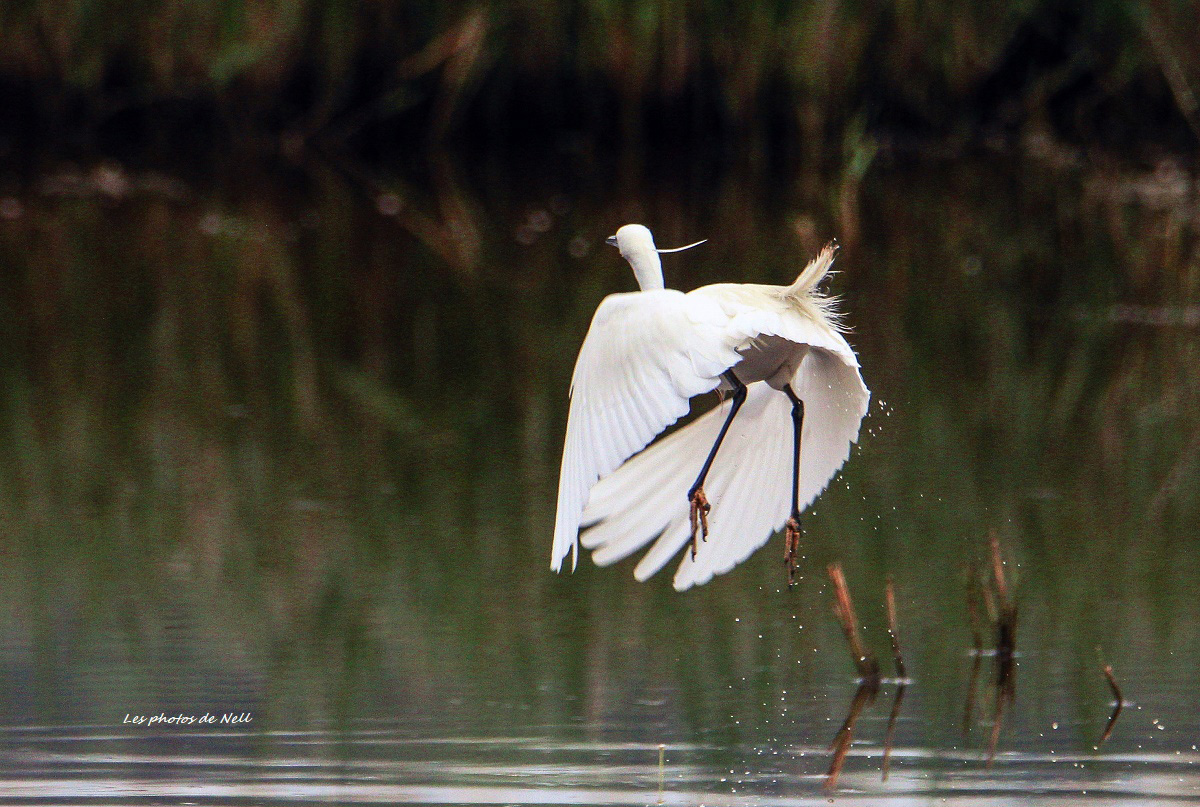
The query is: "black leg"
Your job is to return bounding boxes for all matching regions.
[687,370,747,557]
[783,384,805,586]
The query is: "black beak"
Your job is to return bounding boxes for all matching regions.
[605,235,618,247]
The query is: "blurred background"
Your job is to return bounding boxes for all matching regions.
[0,2,1198,804]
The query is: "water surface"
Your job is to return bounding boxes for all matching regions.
[0,151,1197,804]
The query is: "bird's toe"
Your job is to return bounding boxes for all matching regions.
[784,516,803,586]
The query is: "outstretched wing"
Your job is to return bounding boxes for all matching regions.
[551,289,742,572]
[580,326,869,590]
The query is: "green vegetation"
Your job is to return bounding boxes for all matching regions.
[1,1,1198,158]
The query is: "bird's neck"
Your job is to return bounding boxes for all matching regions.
[628,249,664,291]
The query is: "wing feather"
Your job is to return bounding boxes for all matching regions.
[667,387,792,589]
[551,290,740,571]
[582,340,869,590]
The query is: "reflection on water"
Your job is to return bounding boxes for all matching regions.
[0,150,1197,803]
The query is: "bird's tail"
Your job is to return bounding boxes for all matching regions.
[785,240,844,331]
[787,240,838,296]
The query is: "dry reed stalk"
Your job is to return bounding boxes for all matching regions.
[1099,662,1124,745]
[827,562,879,681]
[885,575,906,679]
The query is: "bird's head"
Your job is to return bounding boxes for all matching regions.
[606,223,656,259]
[606,224,708,292]
[606,224,660,291]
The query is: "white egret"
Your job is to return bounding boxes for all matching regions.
[551,224,869,590]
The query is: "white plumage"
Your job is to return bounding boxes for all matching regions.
[551,224,869,590]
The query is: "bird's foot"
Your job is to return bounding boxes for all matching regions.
[784,516,802,587]
[688,488,711,558]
